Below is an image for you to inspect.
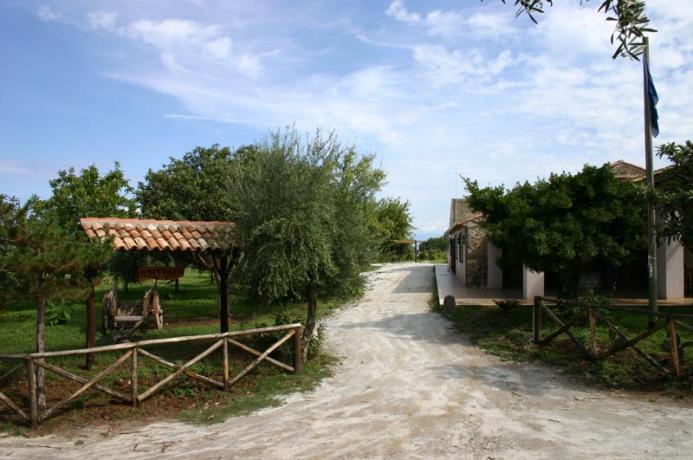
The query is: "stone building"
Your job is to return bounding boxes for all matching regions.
[448,160,691,300]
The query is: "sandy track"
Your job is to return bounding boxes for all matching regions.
[1,263,692,459]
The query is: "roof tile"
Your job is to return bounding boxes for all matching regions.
[80,217,235,252]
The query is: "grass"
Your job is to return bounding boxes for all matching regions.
[432,276,693,395]
[0,269,349,432]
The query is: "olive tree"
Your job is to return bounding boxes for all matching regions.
[230,129,385,354]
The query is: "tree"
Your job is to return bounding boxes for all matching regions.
[0,196,110,409]
[230,129,384,354]
[38,164,134,365]
[499,0,655,58]
[230,130,337,352]
[137,145,236,221]
[39,163,135,229]
[465,164,647,295]
[374,198,414,260]
[137,145,240,332]
[656,141,692,247]
[330,149,386,296]
[418,236,448,261]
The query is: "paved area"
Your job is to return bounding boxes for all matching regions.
[1,263,691,459]
[435,264,530,305]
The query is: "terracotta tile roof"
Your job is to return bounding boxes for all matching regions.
[80,218,236,252]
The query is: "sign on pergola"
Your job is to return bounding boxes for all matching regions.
[80,217,239,333]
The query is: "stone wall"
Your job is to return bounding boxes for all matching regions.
[449,199,476,228]
[465,222,488,287]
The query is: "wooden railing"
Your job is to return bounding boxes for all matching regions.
[0,323,302,426]
[533,297,692,377]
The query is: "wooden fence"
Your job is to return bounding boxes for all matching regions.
[0,323,302,426]
[532,297,692,377]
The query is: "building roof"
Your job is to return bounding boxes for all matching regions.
[80,217,236,252]
[448,213,483,235]
[608,160,646,180]
[609,159,673,182]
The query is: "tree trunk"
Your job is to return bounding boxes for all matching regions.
[175,278,179,292]
[302,286,318,360]
[219,256,229,333]
[36,297,46,411]
[85,282,96,369]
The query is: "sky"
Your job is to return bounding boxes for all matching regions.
[0,0,691,240]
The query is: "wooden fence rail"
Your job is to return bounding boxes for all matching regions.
[0,323,302,426]
[532,297,692,377]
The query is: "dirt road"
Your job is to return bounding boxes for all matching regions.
[1,263,692,459]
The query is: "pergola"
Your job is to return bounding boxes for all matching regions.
[80,217,240,345]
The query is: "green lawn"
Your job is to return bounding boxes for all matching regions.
[432,276,693,394]
[0,270,343,354]
[0,269,347,432]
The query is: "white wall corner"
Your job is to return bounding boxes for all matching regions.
[657,237,685,299]
[487,242,503,289]
[522,266,544,299]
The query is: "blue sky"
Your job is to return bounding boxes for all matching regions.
[1,0,691,239]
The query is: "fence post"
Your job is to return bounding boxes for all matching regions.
[223,336,229,388]
[532,296,543,344]
[131,348,138,407]
[668,318,681,377]
[294,326,302,373]
[26,358,38,426]
[588,307,598,355]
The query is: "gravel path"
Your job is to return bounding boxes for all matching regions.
[1,263,692,459]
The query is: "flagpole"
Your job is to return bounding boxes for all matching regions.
[642,36,658,327]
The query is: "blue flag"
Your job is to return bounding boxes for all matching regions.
[645,58,659,137]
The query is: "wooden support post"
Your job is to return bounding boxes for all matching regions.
[668,318,681,377]
[131,348,138,407]
[223,337,229,388]
[86,282,96,369]
[532,296,543,344]
[294,327,302,373]
[219,256,229,333]
[588,307,598,355]
[26,358,38,427]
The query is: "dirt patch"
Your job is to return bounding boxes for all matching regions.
[1,263,692,459]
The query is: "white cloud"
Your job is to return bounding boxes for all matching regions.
[126,19,221,48]
[386,1,517,40]
[465,12,517,38]
[423,9,464,38]
[205,37,232,60]
[26,0,693,237]
[37,5,63,23]
[87,11,118,31]
[413,45,515,86]
[385,0,420,24]
[0,161,31,175]
[529,3,614,59]
[86,14,263,78]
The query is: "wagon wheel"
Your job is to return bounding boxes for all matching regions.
[153,305,164,330]
[147,288,164,330]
